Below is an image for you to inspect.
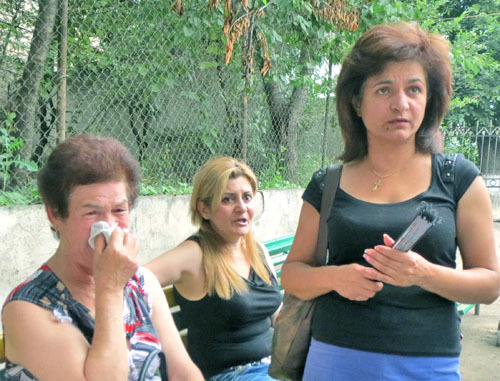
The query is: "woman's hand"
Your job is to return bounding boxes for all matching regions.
[363,234,432,288]
[333,263,384,301]
[93,227,140,291]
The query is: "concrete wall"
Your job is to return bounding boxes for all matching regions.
[0,189,304,318]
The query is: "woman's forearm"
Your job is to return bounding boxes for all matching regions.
[281,261,336,300]
[84,289,129,380]
[418,264,500,304]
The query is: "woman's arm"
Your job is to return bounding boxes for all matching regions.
[146,239,203,287]
[3,302,94,381]
[364,176,500,304]
[281,201,384,301]
[145,269,204,380]
[2,229,139,381]
[455,177,500,302]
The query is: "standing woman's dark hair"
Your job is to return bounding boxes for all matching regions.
[336,22,453,162]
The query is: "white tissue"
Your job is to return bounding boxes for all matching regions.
[88,221,118,249]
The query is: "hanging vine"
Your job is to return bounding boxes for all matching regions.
[172,0,360,76]
[314,0,359,31]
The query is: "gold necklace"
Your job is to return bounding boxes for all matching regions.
[369,167,406,191]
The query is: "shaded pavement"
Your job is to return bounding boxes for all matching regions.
[459,222,500,380]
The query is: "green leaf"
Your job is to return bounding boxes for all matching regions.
[138,65,148,76]
[183,26,194,37]
[199,61,219,69]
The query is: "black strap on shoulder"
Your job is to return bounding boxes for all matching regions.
[138,349,168,381]
[314,164,341,267]
[442,153,457,184]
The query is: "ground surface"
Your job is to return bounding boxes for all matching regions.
[459,222,500,381]
[460,301,500,381]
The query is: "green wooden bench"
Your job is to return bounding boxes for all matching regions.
[497,320,500,347]
[266,234,294,289]
[457,302,480,316]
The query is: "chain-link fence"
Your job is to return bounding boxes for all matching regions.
[0,0,344,200]
[1,1,499,204]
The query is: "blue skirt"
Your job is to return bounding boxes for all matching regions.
[303,338,460,381]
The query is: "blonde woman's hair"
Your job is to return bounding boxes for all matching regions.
[190,156,271,299]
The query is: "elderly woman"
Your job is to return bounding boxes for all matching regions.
[2,134,203,380]
[146,156,281,380]
[281,22,500,380]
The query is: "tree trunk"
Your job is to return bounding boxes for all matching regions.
[216,64,242,160]
[0,0,22,69]
[262,80,288,171]
[260,45,313,182]
[9,0,57,185]
[286,47,313,183]
[322,59,334,167]
[56,0,68,143]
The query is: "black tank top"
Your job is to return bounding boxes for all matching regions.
[173,237,281,378]
[303,153,480,357]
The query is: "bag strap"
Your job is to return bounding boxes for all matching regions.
[138,349,168,381]
[314,164,341,267]
[442,153,457,184]
[441,153,458,202]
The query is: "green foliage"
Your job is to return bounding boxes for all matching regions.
[260,172,297,190]
[139,182,193,196]
[413,0,500,127]
[0,183,40,206]
[442,125,480,166]
[2,0,499,207]
[0,111,38,192]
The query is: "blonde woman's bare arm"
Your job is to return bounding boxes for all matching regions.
[145,269,204,380]
[146,239,203,287]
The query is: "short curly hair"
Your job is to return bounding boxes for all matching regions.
[38,134,141,218]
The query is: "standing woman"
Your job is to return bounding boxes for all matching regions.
[281,22,500,380]
[2,134,203,381]
[146,157,282,380]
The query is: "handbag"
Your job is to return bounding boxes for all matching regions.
[138,349,168,381]
[268,164,341,381]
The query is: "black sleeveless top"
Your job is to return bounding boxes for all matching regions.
[303,153,479,357]
[173,237,282,378]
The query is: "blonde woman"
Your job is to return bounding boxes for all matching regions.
[146,157,281,380]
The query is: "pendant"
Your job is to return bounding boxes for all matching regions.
[373,179,382,190]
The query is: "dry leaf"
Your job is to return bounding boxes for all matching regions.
[258,31,271,76]
[172,0,183,16]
